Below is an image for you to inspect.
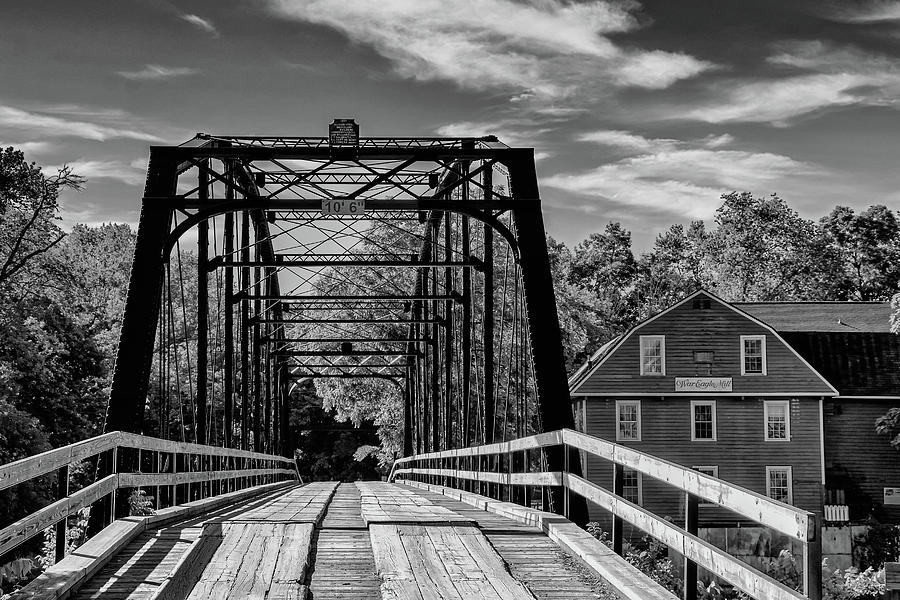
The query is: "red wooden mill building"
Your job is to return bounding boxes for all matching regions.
[569,290,900,529]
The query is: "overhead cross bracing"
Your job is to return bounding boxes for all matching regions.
[107,129,580,501]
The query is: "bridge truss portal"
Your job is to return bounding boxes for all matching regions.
[107,131,576,463]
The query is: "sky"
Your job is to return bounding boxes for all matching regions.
[2,0,900,249]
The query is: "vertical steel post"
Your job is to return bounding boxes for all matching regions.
[107,150,177,433]
[253,262,262,453]
[482,168,495,444]
[430,225,440,452]
[224,211,234,448]
[403,365,414,456]
[507,149,588,525]
[461,215,471,447]
[240,211,250,450]
[444,210,453,449]
[196,166,209,446]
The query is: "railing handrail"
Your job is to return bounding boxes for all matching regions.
[0,431,294,493]
[0,431,298,560]
[391,427,822,599]
[390,427,814,542]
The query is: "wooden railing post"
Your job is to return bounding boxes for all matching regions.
[612,462,624,556]
[108,446,118,524]
[155,450,161,510]
[54,464,69,563]
[563,444,570,519]
[683,492,698,600]
[803,514,822,600]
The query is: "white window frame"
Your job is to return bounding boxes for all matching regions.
[616,400,641,442]
[766,466,793,504]
[690,400,717,441]
[639,335,666,376]
[740,335,767,376]
[764,400,791,441]
[692,466,719,506]
[621,467,643,505]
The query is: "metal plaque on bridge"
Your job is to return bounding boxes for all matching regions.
[321,198,365,215]
[329,119,359,146]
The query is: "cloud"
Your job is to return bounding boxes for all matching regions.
[543,131,815,218]
[266,0,712,100]
[116,64,200,81]
[44,159,146,186]
[0,141,53,156]
[683,41,900,124]
[827,1,900,22]
[0,104,164,142]
[180,13,219,36]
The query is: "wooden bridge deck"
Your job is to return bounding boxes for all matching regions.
[64,482,621,600]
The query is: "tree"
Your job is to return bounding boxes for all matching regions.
[0,147,83,297]
[547,236,606,370]
[821,205,900,301]
[704,192,838,301]
[632,222,708,319]
[46,224,136,373]
[567,222,640,337]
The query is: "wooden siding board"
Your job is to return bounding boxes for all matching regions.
[582,397,824,526]
[824,399,900,522]
[573,294,834,396]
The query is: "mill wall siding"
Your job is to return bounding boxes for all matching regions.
[573,296,835,396]
[824,398,900,522]
[579,396,824,526]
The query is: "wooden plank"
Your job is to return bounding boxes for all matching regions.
[268,523,315,599]
[0,433,121,492]
[566,473,805,600]
[400,525,464,600]
[118,468,294,487]
[0,475,118,558]
[388,431,562,480]
[117,432,295,466]
[151,522,224,600]
[561,429,814,542]
[400,479,677,600]
[370,524,420,600]
[10,481,295,600]
[392,428,814,542]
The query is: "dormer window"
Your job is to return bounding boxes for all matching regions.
[741,335,767,375]
[640,335,665,375]
[693,350,714,376]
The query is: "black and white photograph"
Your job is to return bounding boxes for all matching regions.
[0,2,898,599]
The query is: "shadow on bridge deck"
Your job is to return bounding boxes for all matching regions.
[27,481,672,600]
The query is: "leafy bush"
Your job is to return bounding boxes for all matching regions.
[127,489,155,516]
[0,556,36,595]
[854,519,900,570]
[584,522,886,600]
[823,559,884,600]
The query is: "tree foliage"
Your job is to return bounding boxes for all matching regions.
[0,148,83,297]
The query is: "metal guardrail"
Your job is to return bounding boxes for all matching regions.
[390,428,822,600]
[0,432,298,561]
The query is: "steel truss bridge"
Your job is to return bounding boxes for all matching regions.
[0,132,824,600]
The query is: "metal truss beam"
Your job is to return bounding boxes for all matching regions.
[253,317,445,325]
[273,350,420,357]
[211,258,481,269]
[235,294,458,302]
[262,338,419,344]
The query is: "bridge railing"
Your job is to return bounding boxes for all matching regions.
[389,428,821,600]
[0,431,298,562]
